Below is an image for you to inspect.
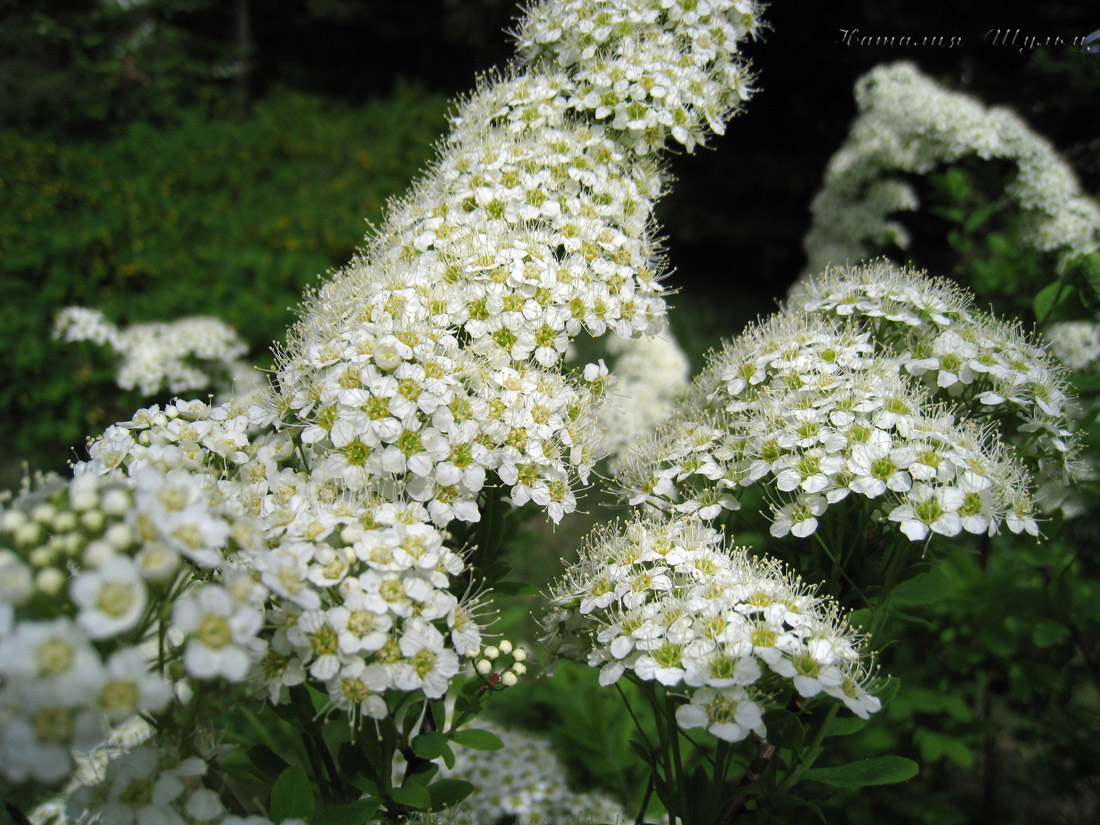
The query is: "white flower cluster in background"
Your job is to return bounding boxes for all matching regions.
[437,719,627,825]
[799,62,1100,283]
[0,471,248,786]
[542,516,881,743]
[28,732,308,825]
[54,306,257,398]
[1046,320,1100,374]
[615,262,1074,542]
[598,330,692,470]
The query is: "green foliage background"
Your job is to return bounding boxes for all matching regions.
[0,85,447,488]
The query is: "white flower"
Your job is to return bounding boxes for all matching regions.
[675,686,764,743]
[172,584,262,681]
[69,556,148,640]
[393,618,459,698]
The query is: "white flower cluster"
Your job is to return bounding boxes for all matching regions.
[44,737,308,825]
[517,0,763,153]
[616,263,1059,542]
[54,307,253,398]
[800,62,1100,281]
[793,262,1077,485]
[1046,320,1100,374]
[0,471,244,785]
[598,329,692,470]
[84,397,484,719]
[542,516,881,744]
[436,719,627,825]
[271,0,764,528]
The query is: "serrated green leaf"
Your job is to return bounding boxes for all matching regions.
[271,767,316,822]
[428,778,475,809]
[1034,280,1066,322]
[450,729,504,751]
[803,756,918,788]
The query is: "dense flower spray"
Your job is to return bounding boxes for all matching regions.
[543,515,881,744]
[615,261,1075,543]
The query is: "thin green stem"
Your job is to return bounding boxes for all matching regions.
[778,703,839,792]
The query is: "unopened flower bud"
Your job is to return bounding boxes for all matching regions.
[374,343,402,371]
[35,567,65,596]
[498,640,513,655]
[31,504,56,524]
[476,659,493,675]
[1,510,28,532]
[511,663,526,677]
[341,524,364,545]
[501,672,518,687]
[512,647,527,662]
[105,523,132,550]
[483,645,499,660]
[83,540,114,568]
[101,489,131,515]
[14,522,41,547]
[80,509,105,532]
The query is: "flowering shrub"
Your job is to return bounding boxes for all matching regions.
[2,0,775,822]
[800,62,1100,282]
[54,307,258,399]
[4,2,1100,825]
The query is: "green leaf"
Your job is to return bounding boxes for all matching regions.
[763,709,805,749]
[492,579,538,596]
[628,738,655,766]
[652,772,682,817]
[803,756,919,788]
[1034,280,1066,322]
[914,729,974,768]
[1032,620,1069,649]
[875,676,901,706]
[893,568,951,606]
[412,731,449,760]
[390,783,432,809]
[450,729,504,751]
[825,715,868,737]
[427,778,476,809]
[963,203,997,233]
[270,767,316,822]
[309,798,381,825]
[248,744,290,779]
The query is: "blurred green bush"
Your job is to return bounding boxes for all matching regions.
[0,83,447,486]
